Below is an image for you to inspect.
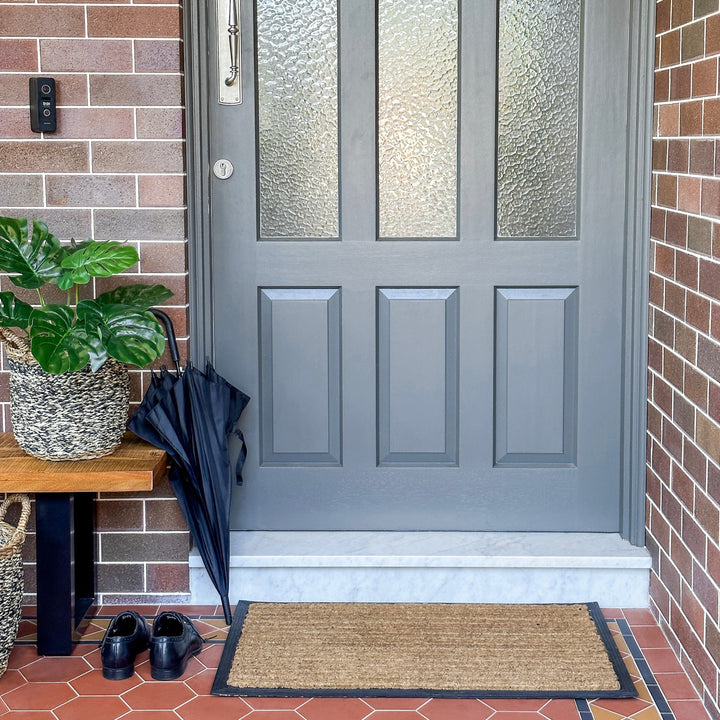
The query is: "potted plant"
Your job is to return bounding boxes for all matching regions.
[0,216,173,461]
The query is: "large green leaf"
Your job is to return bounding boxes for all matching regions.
[0,217,66,289]
[80,301,166,368]
[28,305,90,374]
[0,292,33,330]
[61,241,139,280]
[96,283,174,310]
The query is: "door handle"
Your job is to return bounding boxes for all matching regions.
[217,0,241,104]
[224,0,240,87]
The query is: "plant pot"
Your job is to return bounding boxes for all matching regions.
[7,353,130,462]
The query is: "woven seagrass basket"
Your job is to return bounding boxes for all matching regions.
[1,328,130,461]
[0,494,30,678]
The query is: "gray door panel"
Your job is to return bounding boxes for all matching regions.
[209,0,632,531]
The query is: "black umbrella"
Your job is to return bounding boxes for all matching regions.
[128,311,249,624]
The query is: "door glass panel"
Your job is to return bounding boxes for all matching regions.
[496,0,581,238]
[378,0,458,239]
[256,0,338,239]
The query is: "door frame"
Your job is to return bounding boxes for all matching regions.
[182,0,656,546]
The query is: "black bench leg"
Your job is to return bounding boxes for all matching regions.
[35,493,96,655]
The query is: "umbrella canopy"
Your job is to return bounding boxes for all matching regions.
[129,312,249,624]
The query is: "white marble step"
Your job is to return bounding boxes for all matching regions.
[189,531,652,608]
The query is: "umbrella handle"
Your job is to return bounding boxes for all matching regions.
[151,309,182,374]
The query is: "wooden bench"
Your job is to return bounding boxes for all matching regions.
[0,432,167,655]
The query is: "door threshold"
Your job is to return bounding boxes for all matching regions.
[189,531,651,608]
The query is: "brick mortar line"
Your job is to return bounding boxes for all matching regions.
[654,172,720,182]
[646,345,716,414]
[649,273,720,317]
[646,397,720,485]
[646,459,720,563]
[650,210,720,228]
[646,446,720,556]
[662,592,719,701]
[646,382,720,472]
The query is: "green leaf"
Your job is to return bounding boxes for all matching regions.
[85,303,166,368]
[28,305,90,374]
[96,283,174,310]
[0,292,33,330]
[61,241,139,279]
[0,216,66,289]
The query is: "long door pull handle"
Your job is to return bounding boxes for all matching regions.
[217,0,241,104]
[224,0,240,86]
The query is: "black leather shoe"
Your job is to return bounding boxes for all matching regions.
[100,611,150,680]
[149,611,203,680]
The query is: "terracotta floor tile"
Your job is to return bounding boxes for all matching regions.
[0,670,25,695]
[420,697,495,719]
[630,627,671,649]
[0,712,57,719]
[242,713,299,720]
[123,680,195,710]
[622,609,655,626]
[364,697,428,710]
[299,697,370,720]
[587,708,625,720]
[6,646,41,670]
[630,706,663,719]
[641,648,683,674]
[489,712,557,720]
[602,609,624,620]
[21,656,91,683]
[175,696,253,720]
[70,668,142,695]
[243,697,309,709]
[538,698,582,720]
[590,697,652,716]
[196,642,225,669]
[114,711,183,719]
[184,667,217,695]
[484,698,548,711]
[355,712,420,719]
[654,672,700,700]
[667,699,714,720]
[3,682,76,711]
[79,646,107,670]
[53,695,130,720]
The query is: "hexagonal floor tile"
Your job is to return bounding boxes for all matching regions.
[300,697,371,720]
[3,682,75,711]
[54,696,130,720]
[22,656,91,683]
[123,680,195,710]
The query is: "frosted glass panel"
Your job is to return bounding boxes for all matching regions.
[497,0,581,238]
[256,0,338,239]
[378,0,458,238]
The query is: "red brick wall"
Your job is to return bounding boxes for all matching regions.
[0,0,191,602]
[647,1,720,717]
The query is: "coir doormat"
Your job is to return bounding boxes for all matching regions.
[211,601,637,699]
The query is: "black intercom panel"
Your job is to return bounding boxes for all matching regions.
[29,77,57,133]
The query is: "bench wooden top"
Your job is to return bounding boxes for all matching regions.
[0,432,166,492]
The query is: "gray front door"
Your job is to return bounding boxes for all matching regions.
[208,0,635,531]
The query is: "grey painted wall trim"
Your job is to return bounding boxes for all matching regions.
[621,0,655,546]
[183,0,655,544]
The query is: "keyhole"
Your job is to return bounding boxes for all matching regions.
[213,159,234,179]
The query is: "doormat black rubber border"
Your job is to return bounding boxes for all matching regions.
[211,601,637,699]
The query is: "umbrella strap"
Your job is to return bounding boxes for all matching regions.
[234,428,247,485]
